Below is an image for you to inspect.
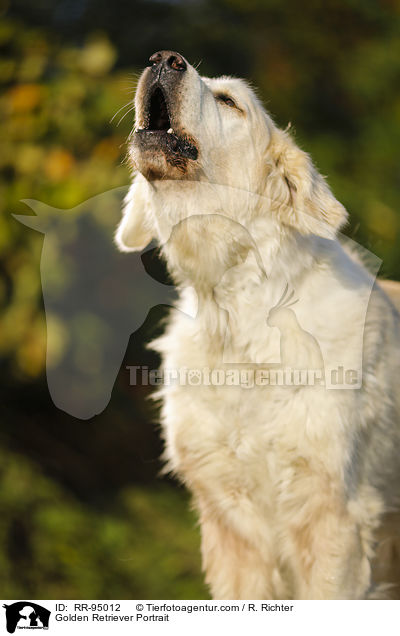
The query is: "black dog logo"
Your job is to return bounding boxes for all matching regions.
[3,602,50,633]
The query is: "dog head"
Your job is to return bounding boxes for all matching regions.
[129,50,269,187]
[116,51,347,265]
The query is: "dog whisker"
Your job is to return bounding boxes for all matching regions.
[110,101,135,124]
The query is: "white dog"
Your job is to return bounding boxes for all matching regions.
[116,51,400,599]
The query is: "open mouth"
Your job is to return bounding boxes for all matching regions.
[136,85,198,161]
[148,87,171,131]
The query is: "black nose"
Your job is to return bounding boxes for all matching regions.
[149,50,187,72]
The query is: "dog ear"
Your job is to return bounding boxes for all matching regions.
[115,175,154,251]
[264,129,348,238]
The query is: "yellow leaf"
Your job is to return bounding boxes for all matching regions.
[44,149,75,182]
[8,83,43,112]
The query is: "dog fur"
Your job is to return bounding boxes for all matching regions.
[116,53,400,599]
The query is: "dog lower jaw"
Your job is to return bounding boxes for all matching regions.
[131,151,196,181]
[131,130,199,180]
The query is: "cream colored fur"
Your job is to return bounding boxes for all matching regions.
[116,60,400,599]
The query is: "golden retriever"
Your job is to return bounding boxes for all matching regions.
[116,51,400,599]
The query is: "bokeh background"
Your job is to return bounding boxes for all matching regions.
[1,0,400,599]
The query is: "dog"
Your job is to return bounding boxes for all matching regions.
[116,51,400,599]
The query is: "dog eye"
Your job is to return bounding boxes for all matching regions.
[215,94,237,108]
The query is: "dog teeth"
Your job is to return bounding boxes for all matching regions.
[167,128,174,134]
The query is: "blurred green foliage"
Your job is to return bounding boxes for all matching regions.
[0,446,207,599]
[1,0,400,600]
[1,19,132,379]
